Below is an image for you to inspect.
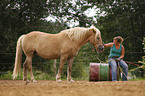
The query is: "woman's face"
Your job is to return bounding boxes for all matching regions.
[113,38,118,44]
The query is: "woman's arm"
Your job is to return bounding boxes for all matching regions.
[104,43,113,48]
[120,45,125,59]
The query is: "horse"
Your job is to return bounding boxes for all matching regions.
[13,26,104,82]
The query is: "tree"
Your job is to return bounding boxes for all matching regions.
[0,0,67,72]
[47,0,96,27]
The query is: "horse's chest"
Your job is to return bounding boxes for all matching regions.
[68,50,79,57]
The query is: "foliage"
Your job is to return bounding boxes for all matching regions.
[130,38,145,72]
[48,0,95,27]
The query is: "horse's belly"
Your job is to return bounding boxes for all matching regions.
[36,50,60,59]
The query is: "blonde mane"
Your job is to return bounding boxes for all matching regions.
[61,26,100,41]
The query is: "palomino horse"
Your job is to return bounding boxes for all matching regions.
[13,26,104,82]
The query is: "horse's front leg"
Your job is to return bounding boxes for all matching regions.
[67,57,74,82]
[56,56,67,82]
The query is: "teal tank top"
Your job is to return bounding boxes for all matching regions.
[109,44,122,58]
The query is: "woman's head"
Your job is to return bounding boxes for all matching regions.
[113,36,124,43]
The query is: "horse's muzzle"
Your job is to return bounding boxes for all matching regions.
[97,45,104,52]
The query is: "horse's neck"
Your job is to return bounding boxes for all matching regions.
[76,34,90,48]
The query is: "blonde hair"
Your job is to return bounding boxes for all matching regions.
[61,26,100,41]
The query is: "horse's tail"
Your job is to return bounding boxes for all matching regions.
[13,35,25,80]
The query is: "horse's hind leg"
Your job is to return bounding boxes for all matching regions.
[23,58,29,82]
[27,56,37,83]
[23,55,37,83]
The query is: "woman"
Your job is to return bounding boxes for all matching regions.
[104,36,128,81]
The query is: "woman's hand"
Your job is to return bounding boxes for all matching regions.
[116,58,121,61]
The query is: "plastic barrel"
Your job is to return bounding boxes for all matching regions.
[89,63,120,81]
[100,63,109,81]
[89,63,100,81]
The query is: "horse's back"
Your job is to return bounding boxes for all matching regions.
[22,31,48,45]
[22,31,62,58]
[25,31,51,38]
[23,31,58,43]
[22,31,42,54]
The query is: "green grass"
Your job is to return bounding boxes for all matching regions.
[128,77,145,81]
[0,71,13,80]
[0,70,56,80]
[0,70,145,81]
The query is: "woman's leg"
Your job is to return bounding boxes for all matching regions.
[119,60,128,81]
[109,59,118,81]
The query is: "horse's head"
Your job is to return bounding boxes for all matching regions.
[88,26,104,52]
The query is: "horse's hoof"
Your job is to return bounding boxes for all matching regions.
[56,79,62,83]
[32,79,37,83]
[31,79,37,83]
[67,79,74,82]
[26,80,30,83]
[67,77,74,82]
[56,74,62,82]
[70,79,74,82]
[23,78,27,81]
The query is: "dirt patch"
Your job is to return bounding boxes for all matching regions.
[0,80,145,96]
